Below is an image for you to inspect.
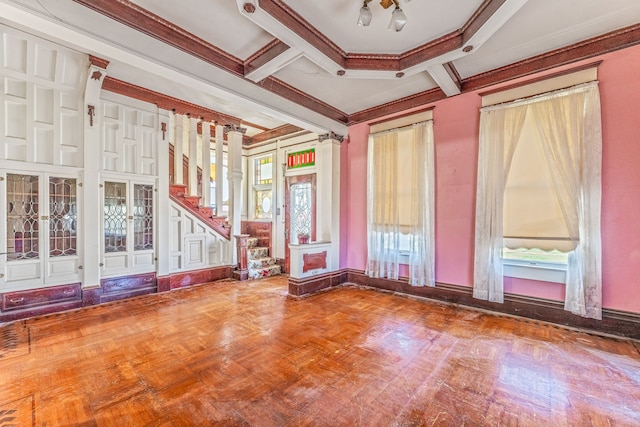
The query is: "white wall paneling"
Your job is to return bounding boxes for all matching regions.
[0,25,85,167]
[100,93,157,176]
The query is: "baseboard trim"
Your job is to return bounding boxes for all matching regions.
[343,269,640,340]
[157,266,233,291]
[288,270,347,297]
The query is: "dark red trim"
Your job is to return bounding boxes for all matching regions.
[462,24,640,92]
[367,106,435,127]
[102,76,241,125]
[461,0,506,45]
[72,0,244,76]
[348,88,444,125]
[247,124,305,145]
[258,0,346,68]
[257,76,348,123]
[244,39,291,76]
[89,55,109,69]
[443,61,463,92]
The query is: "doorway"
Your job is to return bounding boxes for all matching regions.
[284,173,316,273]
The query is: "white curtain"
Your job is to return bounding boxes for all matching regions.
[473,105,527,302]
[474,82,602,319]
[530,82,602,319]
[366,121,435,286]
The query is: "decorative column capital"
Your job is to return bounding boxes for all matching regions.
[318,131,345,143]
[224,124,247,135]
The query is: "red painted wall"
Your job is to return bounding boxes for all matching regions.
[341,44,640,314]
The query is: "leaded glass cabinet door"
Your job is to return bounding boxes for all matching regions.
[101,179,155,277]
[1,171,81,291]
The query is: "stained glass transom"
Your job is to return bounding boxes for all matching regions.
[49,177,77,257]
[255,156,273,185]
[291,182,312,243]
[6,174,39,260]
[104,182,127,253]
[134,184,153,251]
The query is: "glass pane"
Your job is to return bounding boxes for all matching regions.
[291,182,312,243]
[134,184,153,251]
[104,182,127,253]
[49,177,77,257]
[6,174,39,260]
[255,189,272,219]
[255,156,273,185]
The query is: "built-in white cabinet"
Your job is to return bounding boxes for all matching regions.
[1,169,82,291]
[101,177,156,278]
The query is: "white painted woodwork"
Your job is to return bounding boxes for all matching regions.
[0,169,82,293]
[173,112,184,185]
[0,25,85,167]
[157,109,172,277]
[227,129,244,265]
[188,117,198,197]
[200,121,211,207]
[100,176,156,278]
[169,201,229,273]
[215,124,224,217]
[100,93,157,176]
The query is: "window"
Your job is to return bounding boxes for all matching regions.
[253,155,273,220]
[502,108,570,283]
[474,77,603,319]
[366,117,435,287]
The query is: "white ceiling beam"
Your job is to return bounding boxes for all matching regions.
[426,64,461,96]
[245,47,303,82]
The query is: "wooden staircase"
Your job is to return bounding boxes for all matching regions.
[169,184,231,240]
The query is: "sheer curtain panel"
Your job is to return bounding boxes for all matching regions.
[366,121,435,286]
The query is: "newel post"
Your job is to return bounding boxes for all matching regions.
[233,234,250,281]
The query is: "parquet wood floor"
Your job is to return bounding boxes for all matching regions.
[1,276,639,426]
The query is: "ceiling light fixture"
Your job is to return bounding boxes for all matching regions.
[358,0,408,32]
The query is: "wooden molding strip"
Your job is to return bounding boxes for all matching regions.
[247,124,305,145]
[88,55,109,69]
[244,39,291,76]
[461,0,507,45]
[349,23,640,124]
[72,0,244,76]
[341,269,640,340]
[259,0,346,68]
[257,76,349,124]
[348,88,444,125]
[102,76,242,125]
[462,23,640,92]
[478,60,603,98]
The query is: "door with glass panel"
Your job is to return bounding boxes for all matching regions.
[101,179,155,277]
[2,171,81,290]
[284,174,316,273]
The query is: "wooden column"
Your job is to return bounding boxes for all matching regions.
[232,234,250,281]
[225,125,246,266]
[188,116,198,197]
[201,121,212,207]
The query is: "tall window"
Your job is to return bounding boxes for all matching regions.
[474,81,602,319]
[253,155,273,219]
[365,120,435,287]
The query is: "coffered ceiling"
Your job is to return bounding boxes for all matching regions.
[2,0,639,139]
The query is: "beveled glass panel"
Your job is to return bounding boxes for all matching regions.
[49,177,77,257]
[104,182,127,253]
[291,182,312,243]
[6,174,39,260]
[134,184,153,251]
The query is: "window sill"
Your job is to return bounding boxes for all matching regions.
[503,259,566,284]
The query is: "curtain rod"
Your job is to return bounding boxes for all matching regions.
[503,236,576,241]
[481,81,598,111]
[369,119,433,137]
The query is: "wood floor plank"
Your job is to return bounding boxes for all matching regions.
[1,276,639,426]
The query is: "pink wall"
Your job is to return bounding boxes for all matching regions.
[341,44,640,314]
